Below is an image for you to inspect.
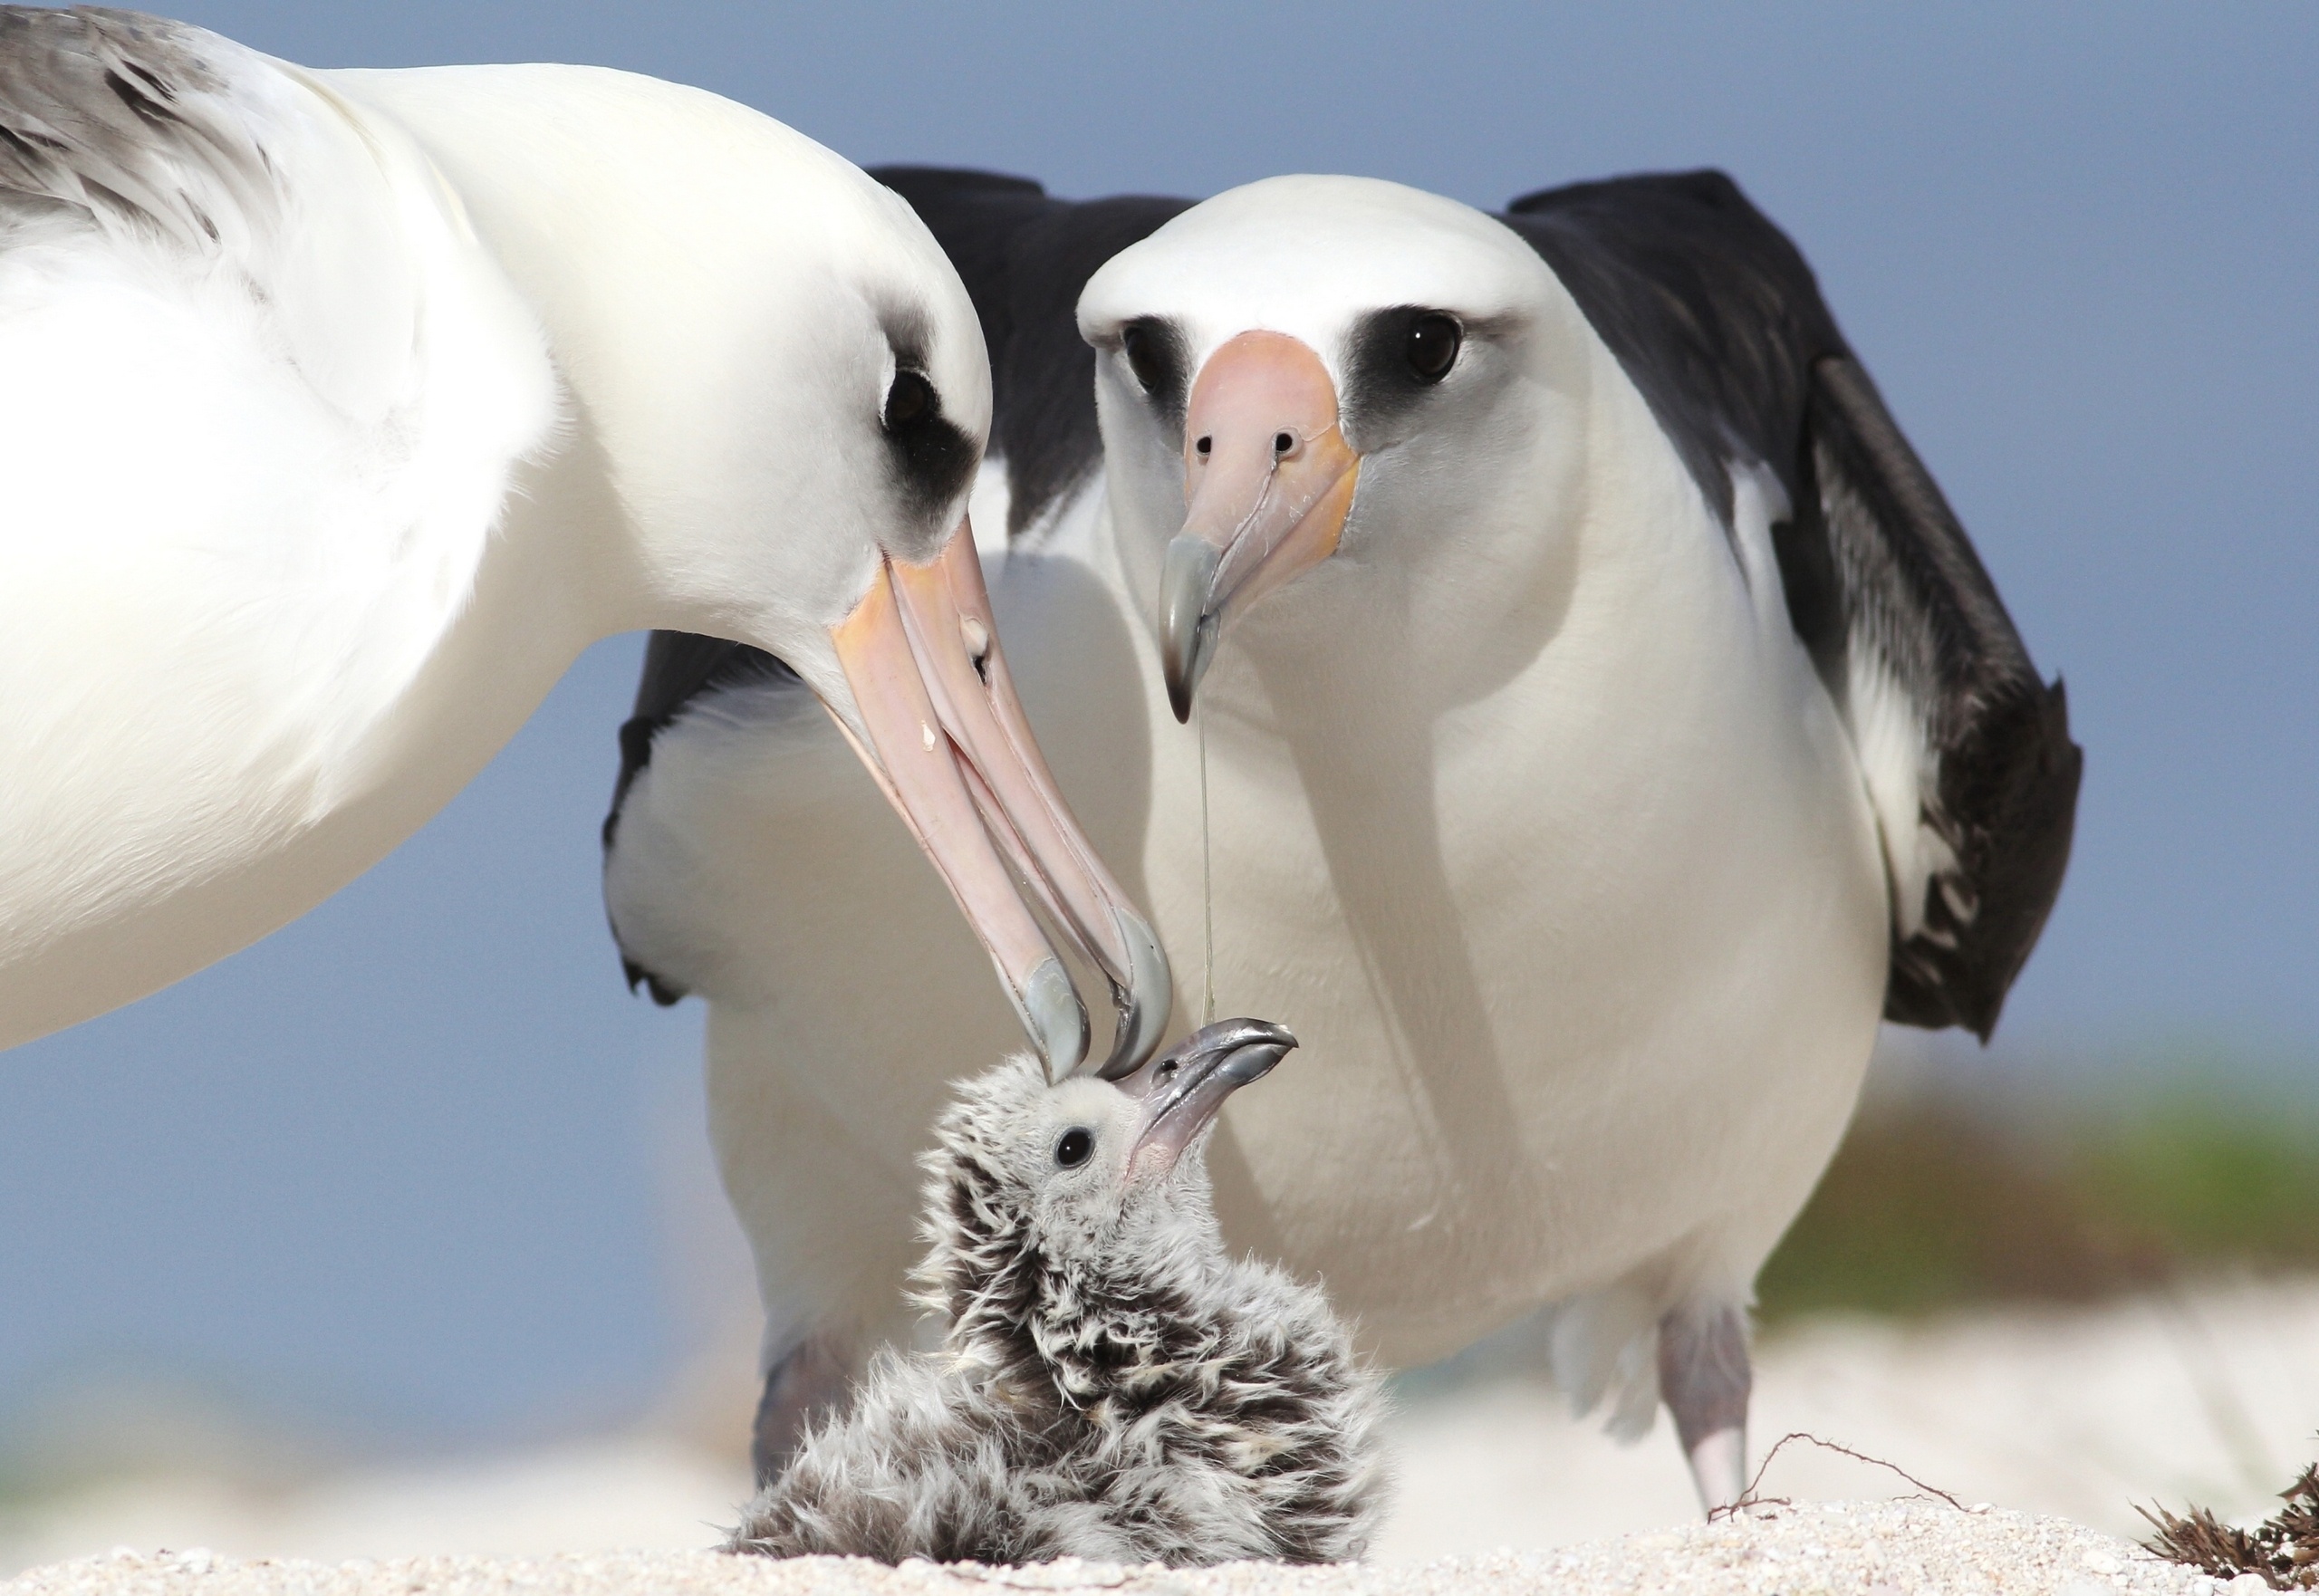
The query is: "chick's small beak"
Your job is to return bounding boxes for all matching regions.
[828,518,1172,1083]
[1160,332,1360,722]
[1126,1016,1297,1174]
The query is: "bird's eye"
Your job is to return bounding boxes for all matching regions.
[885,370,935,428]
[1405,314,1461,383]
[1054,1128,1093,1168]
[1121,323,1170,394]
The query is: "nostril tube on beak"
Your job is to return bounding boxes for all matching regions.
[1161,330,1361,722]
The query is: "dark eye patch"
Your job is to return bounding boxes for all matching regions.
[1114,317,1189,428]
[881,364,975,526]
[1055,1127,1094,1168]
[1342,305,1467,447]
[885,369,934,427]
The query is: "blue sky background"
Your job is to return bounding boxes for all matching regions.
[3,2,2314,1456]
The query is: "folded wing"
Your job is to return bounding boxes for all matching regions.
[1500,170,2081,1038]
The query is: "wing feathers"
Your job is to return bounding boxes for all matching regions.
[1807,354,2082,1036]
[0,7,275,249]
[1504,171,2080,1039]
[601,632,800,1002]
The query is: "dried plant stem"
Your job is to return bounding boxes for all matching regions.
[1712,1431,1974,1523]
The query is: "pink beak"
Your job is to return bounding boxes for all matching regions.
[829,521,1170,1081]
[1160,331,1361,721]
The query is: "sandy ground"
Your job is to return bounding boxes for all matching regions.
[3,1278,2314,1589]
[0,1502,2236,1595]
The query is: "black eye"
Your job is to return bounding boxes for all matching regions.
[1405,313,1461,383]
[1054,1128,1093,1168]
[1119,319,1178,397]
[1121,326,1156,389]
[884,370,934,428]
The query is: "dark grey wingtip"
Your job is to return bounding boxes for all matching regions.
[869,166,1050,201]
[620,956,688,1008]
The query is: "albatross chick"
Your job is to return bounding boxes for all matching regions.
[727,1018,1387,1566]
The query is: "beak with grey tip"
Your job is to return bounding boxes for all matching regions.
[829,519,1172,1083]
[1160,331,1361,722]
[1125,1016,1297,1175]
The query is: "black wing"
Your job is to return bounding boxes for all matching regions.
[1499,170,2081,1039]
[601,633,795,1002]
[602,170,1192,995]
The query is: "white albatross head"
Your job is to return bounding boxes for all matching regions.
[1076,174,1589,720]
[361,68,1177,1079]
[745,171,1173,1082]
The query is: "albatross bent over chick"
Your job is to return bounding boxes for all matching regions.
[0,8,1167,1081]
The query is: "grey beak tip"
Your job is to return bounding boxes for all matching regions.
[1183,1015,1298,1055]
[1094,912,1174,1081]
[1217,1040,1294,1086]
[1024,957,1091,1085]
[1160,536,1222,726]
[1173,1015,1298,1086]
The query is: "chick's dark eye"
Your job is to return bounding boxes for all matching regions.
[884,370,934,428]
[1406,313,1461,383]
[1054,1128,1093,1168]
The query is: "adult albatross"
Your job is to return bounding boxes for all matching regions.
[602,168,2081,1506]
[0,11,1167,1080]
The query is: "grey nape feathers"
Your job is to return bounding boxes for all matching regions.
[727,1017,1389,1567]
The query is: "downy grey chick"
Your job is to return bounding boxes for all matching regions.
[727,1018,1388,1566]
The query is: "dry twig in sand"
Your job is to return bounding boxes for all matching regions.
[1711,1430,1975,1522]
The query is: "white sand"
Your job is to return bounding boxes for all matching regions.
[1382,1275,2319,1558]
[0,1501,2236,1595]
[5,1279,2313,1591]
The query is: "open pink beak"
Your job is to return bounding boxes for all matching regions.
[828,519,1169,1082]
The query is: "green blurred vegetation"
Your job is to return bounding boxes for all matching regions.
[1756,1073,2319,1320]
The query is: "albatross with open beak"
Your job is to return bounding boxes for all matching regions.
[0,10,1166,1081]
[602,167,2079,1510]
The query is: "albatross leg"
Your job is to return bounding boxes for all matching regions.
[1658,1302,1752,1514]
[751,1331,855,1486]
